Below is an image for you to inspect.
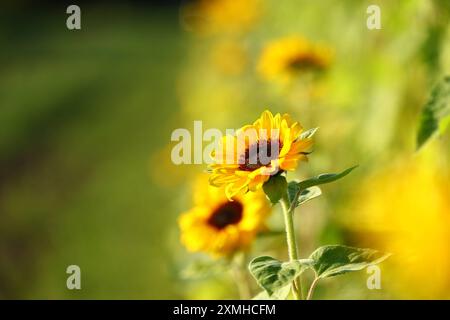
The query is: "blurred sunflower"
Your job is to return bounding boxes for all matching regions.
[208,110,313,199]
[178,175,270,257]
[258,36,332,83]
[182,0,262,35]
[343,150,450,298]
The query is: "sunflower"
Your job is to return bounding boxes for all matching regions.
[343,151,450,298]
[178,175,270,257]
[208,110,314,199]
[182,0,261,35]
[258,36,332,83]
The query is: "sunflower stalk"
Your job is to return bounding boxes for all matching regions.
[306,275,320,300]
[280,194,303,300]
[196,110,387,300]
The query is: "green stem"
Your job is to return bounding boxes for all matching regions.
[306,277,320,300]
[280,195,302,300]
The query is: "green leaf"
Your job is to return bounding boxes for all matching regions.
[300,127,319,140]
[248,256,311,296]
[263,174,287,204]
[298,187,322,205]
[287,183,322,208]
[309,245,391,279]
[253,284,292,300]
[417,76,450,149]
[296,166,358,191]
[439,114,450,134]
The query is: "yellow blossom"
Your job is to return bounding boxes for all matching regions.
[182,0,261,35]
[258,36,332,83]
[208,110,313,199]
[343,151,450,298]
[178,175,270,257]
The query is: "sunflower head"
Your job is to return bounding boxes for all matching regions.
[208,110,314,199]
[182,0,262,35]
[178,175,270,257]
[344,152,450,298]
[258,36,332,83]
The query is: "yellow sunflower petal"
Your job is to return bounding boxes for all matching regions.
[225,177,249,200]
[248,174,270,191]
[206,110,314,199]
[289,138,313,155]
[260,110,274,132]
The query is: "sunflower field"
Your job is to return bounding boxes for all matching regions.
[0,0,449,300]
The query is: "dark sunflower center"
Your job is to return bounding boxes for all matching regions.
[207,201,243,230]
[288,55,321,71]
[238,139,282,171]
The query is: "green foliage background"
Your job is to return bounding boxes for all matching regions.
[0,5,183,298]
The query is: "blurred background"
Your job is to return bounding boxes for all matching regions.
[0,0,449,299]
